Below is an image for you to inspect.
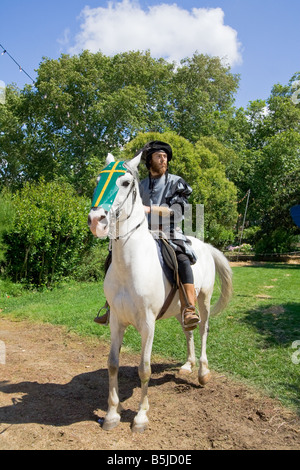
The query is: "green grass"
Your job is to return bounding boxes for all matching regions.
[0,280,111,341]
[1,263,299,412]
[207,264,300,411]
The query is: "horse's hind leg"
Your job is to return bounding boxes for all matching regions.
[103,319,126,431]
[197,290,212,386]
[132,322,155,433]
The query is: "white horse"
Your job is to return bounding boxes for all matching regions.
[88,152,232,433]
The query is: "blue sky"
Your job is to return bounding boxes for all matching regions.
[0,0,299,108]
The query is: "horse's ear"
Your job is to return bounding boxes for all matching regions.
[126,152,142,173]
[106,153,115,165]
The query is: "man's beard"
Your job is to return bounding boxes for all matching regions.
[150,160,168,176]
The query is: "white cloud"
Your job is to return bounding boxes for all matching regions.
[68,0,242,66]
[57,28,71,53]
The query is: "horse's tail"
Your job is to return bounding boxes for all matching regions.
[206,244,233,315]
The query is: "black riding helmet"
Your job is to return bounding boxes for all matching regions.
[141,141,173,170]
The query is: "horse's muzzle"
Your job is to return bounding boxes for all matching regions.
[88,208,109,238]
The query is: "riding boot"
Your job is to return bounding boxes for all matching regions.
[94,302,110,325]
[179,283,200,331]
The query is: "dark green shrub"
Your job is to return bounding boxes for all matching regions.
[73,240,109,281]
[255,228,298,254]
[3,179,93,286]
[0,189,14,266]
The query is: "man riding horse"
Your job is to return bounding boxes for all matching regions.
[95,140,200,330]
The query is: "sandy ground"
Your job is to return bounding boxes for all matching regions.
[0,318,299,450]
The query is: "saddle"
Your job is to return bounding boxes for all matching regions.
[104,232,179,286]
[151,231,180,320]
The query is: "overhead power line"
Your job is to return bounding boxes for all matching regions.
[0,43,98,138]
[0,43,36,84]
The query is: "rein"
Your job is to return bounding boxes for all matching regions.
[114,216,146,241]
[110,171,146,241]
[114,179,136,220]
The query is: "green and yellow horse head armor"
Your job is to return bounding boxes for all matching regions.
[92,161,127,211]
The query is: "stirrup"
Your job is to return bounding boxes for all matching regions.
[94,304,110,326]
[181,307,200,331]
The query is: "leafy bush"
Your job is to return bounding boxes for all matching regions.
[238,225,261,245]
[0,189,14,266]
[255,228,298,254]
[73,240,109,281]
[3,179,93,287]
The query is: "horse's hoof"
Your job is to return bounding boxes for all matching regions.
[198,371,211,386]
[102,417,120,431]
[178,367,193,376]
[131,422,148,434]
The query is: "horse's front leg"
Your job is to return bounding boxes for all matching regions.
[176,314,196,375]
[103,317,126,431]
[132,321,155,433]
[181,329,196,374]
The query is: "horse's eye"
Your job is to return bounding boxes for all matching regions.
[122,180,130,188]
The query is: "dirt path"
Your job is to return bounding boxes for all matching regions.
[0,318,299,450]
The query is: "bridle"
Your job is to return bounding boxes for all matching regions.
[108,167,146,241]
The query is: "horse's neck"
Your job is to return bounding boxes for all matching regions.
[111,198,155,267]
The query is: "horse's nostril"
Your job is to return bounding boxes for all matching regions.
[99,216,106,223]
[88,215,91,226]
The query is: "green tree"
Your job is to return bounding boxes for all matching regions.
[0,189,14,266]
[231,75,300,252]
[253,130,300,253]
[192,139,238,246]
[1,51,240,195]
[0,86,26,189]
[0,51,174,194]
[170,53,240,142]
